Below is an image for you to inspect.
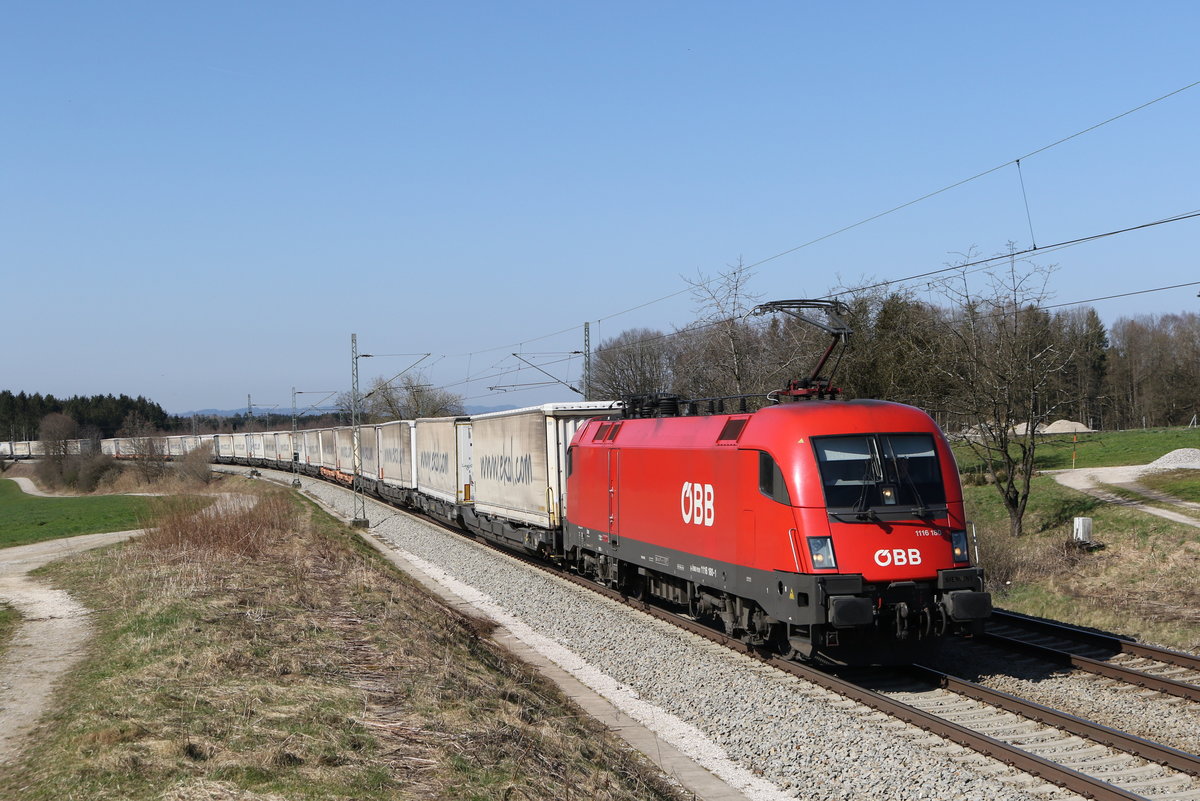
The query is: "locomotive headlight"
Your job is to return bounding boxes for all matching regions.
[880,484,898,505]
[807,537,838,570]
[951,530,970,564]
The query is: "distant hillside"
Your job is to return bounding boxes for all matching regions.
[177,408,337,418]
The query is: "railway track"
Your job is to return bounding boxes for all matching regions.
[270,468,1200,801]
[985,609,1200,701]
[855,665,1200,801]
[481,545,1200,800]
[496,552,1200,800]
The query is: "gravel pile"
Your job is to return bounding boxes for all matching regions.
[1148,448,1200,470]
[281,474,1078,801]
[1042,420,1094,434]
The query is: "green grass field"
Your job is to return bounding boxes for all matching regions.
[953,427,1200,473]
[1140,469,1200,503]
[960,438,1200,650]
[0,479,155,548]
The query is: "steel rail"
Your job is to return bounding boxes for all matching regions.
[764,662,1154,801]
[907,664,1200,777]
[982,631,1200,703]
[522,567,1171,801]
[992,608,1200,671]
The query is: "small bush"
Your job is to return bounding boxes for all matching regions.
[179,444,214,486]
[140,492,295,559]
[34,457,65,489]
[974,520,1086,595]
[75,454,118,492]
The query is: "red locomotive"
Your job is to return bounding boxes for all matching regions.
[564,300,989,664]
[564,397,991,664]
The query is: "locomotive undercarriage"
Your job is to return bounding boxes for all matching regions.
[567,542,989,665]
[570,548,800,653]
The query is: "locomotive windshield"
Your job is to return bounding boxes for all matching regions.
[813,434,946,515]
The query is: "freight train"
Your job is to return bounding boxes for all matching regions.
[3,391,991,665]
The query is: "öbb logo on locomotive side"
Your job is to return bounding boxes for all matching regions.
[680,482,715,527]
[874,548,923,567]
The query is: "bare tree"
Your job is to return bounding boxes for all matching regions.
[929,250,1073,537]
[1052,307,1108,429]
[1105,312,1200,428]
[362,372,466,420]
[673,260,768,401]
[590,328,677,399]
[119,412,168,482]
[36,412,78,487]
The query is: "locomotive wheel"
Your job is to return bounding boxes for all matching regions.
[778,639,801,661]
[620,568,645,601]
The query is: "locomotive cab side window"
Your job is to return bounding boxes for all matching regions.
[758,451,791,505]
[813,434,946,512]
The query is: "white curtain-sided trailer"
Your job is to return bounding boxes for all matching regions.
[414,416,472,505]
[377,420,414,488]
[335,428,354,475]
[359,425,380,481]
[470,402,615,531]
[303,430,321,468]
[319,430,338,471]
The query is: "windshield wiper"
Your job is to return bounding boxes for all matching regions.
[829,509,879,523]
[829,505,947,523]
[894,455,932,517]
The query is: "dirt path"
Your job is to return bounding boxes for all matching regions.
[0,486,251,767]
[4,476,61,498]
[0,529,146,764]
[1048,466,1200,529]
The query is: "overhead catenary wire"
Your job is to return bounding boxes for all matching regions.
[370,81,1200,404]
[822,207,1200,300]
[562,207,1200,367]
[1016,159,1037,250]
[435,79,1200,380]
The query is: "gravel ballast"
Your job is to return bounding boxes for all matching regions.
[930,639,1200,757]
[279,473,1078,801]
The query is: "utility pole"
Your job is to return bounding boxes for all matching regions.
[290,387,301,488]
[350,334,369,527]
[583,321,591,401]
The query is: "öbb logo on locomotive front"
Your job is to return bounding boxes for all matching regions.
[873,548,923,567]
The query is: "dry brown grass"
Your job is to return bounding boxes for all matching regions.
[0,482,687,801]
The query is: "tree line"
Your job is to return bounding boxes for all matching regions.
[591,273,1197,431]
[0,391,170,442]
[588,260,1198,536]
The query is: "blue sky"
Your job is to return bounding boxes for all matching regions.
[4,2,1197,413]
